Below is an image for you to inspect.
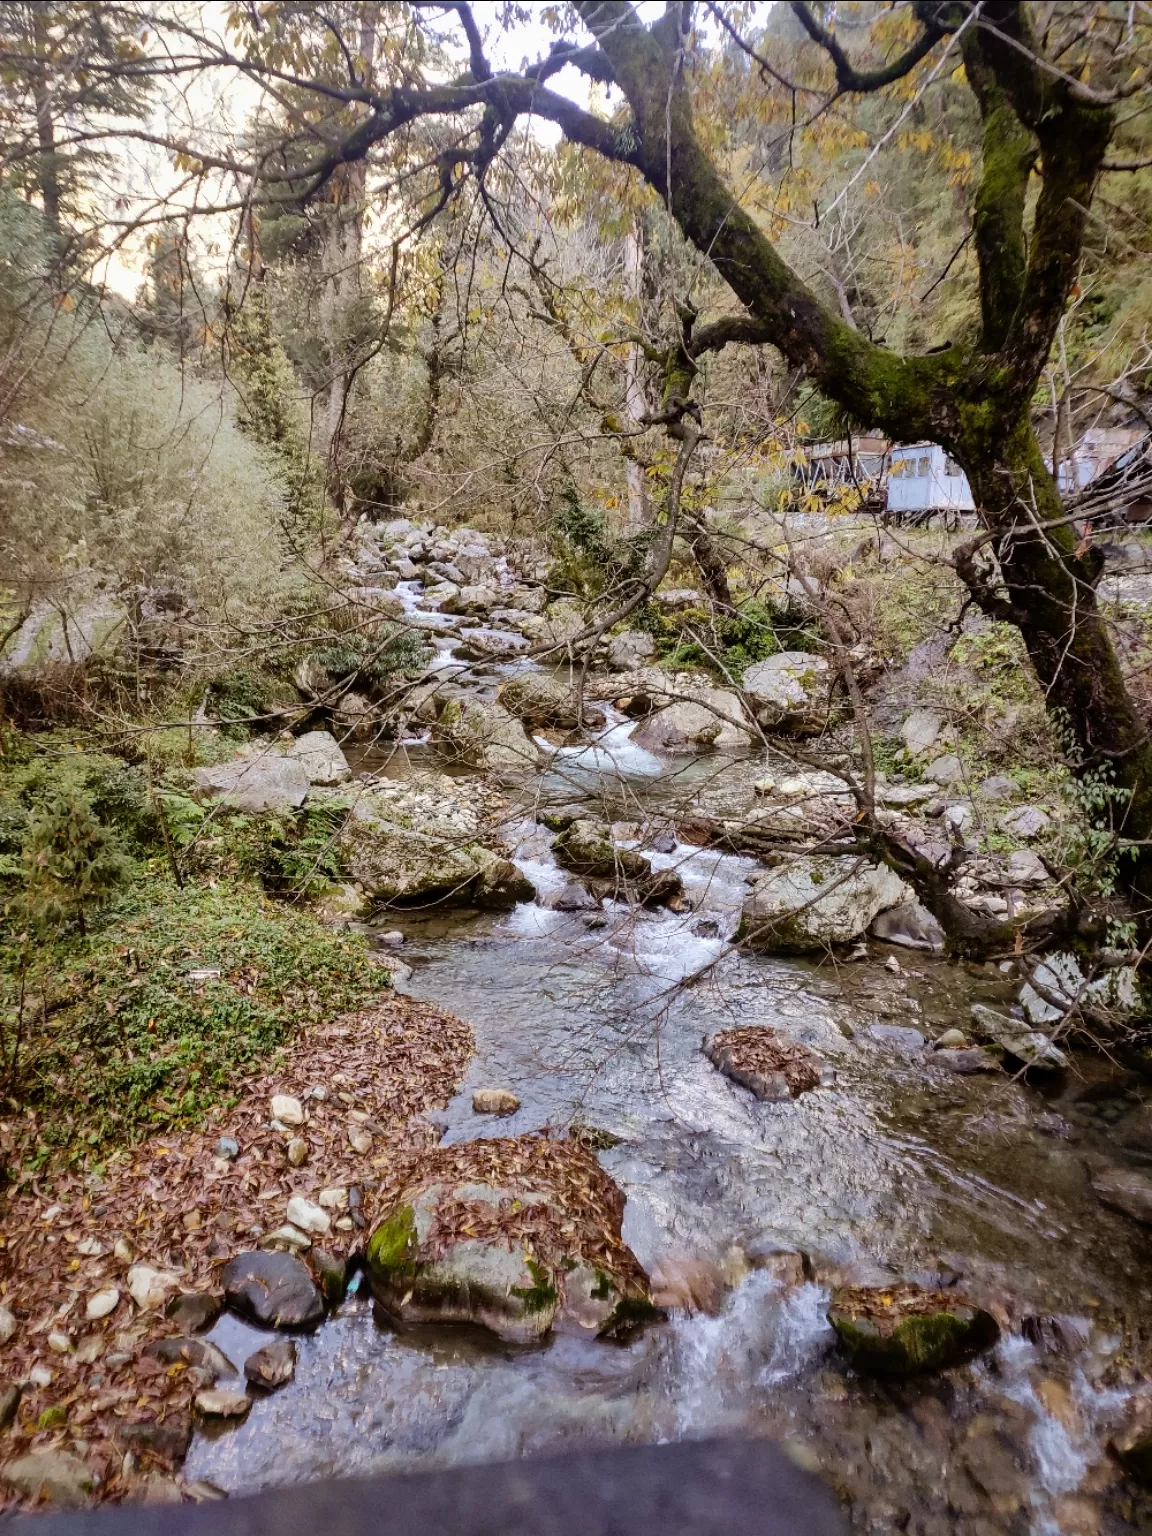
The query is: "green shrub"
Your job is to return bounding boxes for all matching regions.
[20,790,130,935]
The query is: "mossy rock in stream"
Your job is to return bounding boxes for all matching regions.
[365,1134,660,1344]
[828,1284,1000,1376]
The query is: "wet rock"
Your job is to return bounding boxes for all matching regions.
[471,851,537,910]
[366,1134,657,1344]
[193,754,310,814]
[126,1472,184,1506]
[932,1046,1002,1075]
[1020,950,1139,1026]
[271,1094,305,1127]
[607,631,656,669]
[969,1005,1069,1070]
[332,689,383,742]
[434,697,538,772]
[499,672,582,729]
[828,1283,999,1375]
[2,1449,94,1507]
[1110,1412,1152,1484]
[550,881,599,912]
[244,1339,296,1391]
[924,753,964,785]
[1000,805,1051,839]
[1090,1165,1152,1225]
[868,900,945,952]
[142,1336,235,1385]
[285,729,351,786]
[899,709,943,757]
[127,1265,181,1312]
[553,820,651,884]
[453,627,530,662]
[740,855,911,952]
[285,1196,330,1236]
[195,1389,250,1420]
[309,1248,347,1306]
[1117,1103,1152,1157]
[864,1024,926,1054]
[472,1088,521,1115]
[741,652,831,735]
[704,1026,822,1101]
[222,1251,325,1331]
[164,1292,223,1333]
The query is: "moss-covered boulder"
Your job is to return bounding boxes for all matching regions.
[552,820,683,908]
[828,1284,1000,1376]
[499,672,582,729]
[366,1134,659,1344]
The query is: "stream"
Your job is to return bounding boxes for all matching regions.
[184,577,1152,1534]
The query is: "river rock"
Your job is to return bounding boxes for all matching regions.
[629,689,750,753]
[286,730,351,785]
[164,1292,223,1333]
[142,1336,235,1385]
[704,1027,822,1101]
[742,652,831,735]
[740,856,911,952]
[434,698,538,772]
[85,1286,120,1321]
[1111,1411,1152,1485]
[868,900,945,952]
[1020,950,1139,1026]
[366,1135,657,1343]
[864,1023,927,1054]
[332,689,382,743]
[473,1088,521,1115]
[899,709,943,756]
[932,1045,1002,1074]
[2,1450,94,1507]
[271,1093,305,1126]
[222,1251,325,1331]
[440,584,500,616]
[828,1283,999,1375]
[499,672,582,728]
[341,776,492,905]
[1090,1165,1152,1225]
[968,1005,1068,1070]
[472,850,537,909]
[608,631,656,668]
[553,820,650,883]
[453,627,530,662]
[455,550,497,585]
[244,1339,296,1390]
[193,754,310,814]
[195,1389,250,1419]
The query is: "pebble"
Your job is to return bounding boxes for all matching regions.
[260,1224,312,1254]
[113,1238,134,1263]
[164,1292,223,1333]
[347,1126,373,1154]
[286,1138,309,1168]
[936,1029,967,1048]
[46,1330,71,1354]
[2,1449,94,1507]
[318,1187,348,1210]
[0,1305,16,1345]
[127,1265,180,1311]
[376,930,406,947]
[85,1287,120,1321]
[214,1137,240,1161]
[194,1389,250,1419]
[286,1196,331,1236]
[76,1237,104,1257]
[884,955,901,974]
[27,1365,52,1388]
[271,1094,305,1127]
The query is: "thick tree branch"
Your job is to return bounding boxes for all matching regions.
[790,0,948,94]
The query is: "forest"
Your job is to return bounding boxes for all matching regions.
[6,1,1152,1528]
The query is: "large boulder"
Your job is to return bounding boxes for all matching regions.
[453,627,531,662]
[194,753,310,814]
[434,698,539,772]
[553,820,651,883]
[740,856,911,952]
[542,599,586,644]
[499,671,582,729]
[1090,1165,1152,1226]
[607,631,656,669]
[286,730,351,785]
[366,1135,658,1343]
[868,900,945,953]
[341,777,488,905]
[629,689,750,754]
[2,1450,95,1508]
[828,1284,999,1375]
[440,584,501,616]
[742,652,831,735]
[968,1004,1069,1071]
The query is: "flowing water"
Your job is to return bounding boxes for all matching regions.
[186,584,1152,1534]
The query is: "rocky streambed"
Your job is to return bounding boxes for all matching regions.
[167,528,1152,1535]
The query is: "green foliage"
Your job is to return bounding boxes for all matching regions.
[547,484,649,599]
[205,665,282,738]
[637,597,810,679]
[0,871,380,1152]
[233,797,352,896]
[19,790,130,934]
[310,625,429,686]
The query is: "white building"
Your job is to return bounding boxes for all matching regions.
[886,442,974,517]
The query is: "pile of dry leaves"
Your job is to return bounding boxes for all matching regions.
[704,1026,822,1100]
[0,994,472,1509]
